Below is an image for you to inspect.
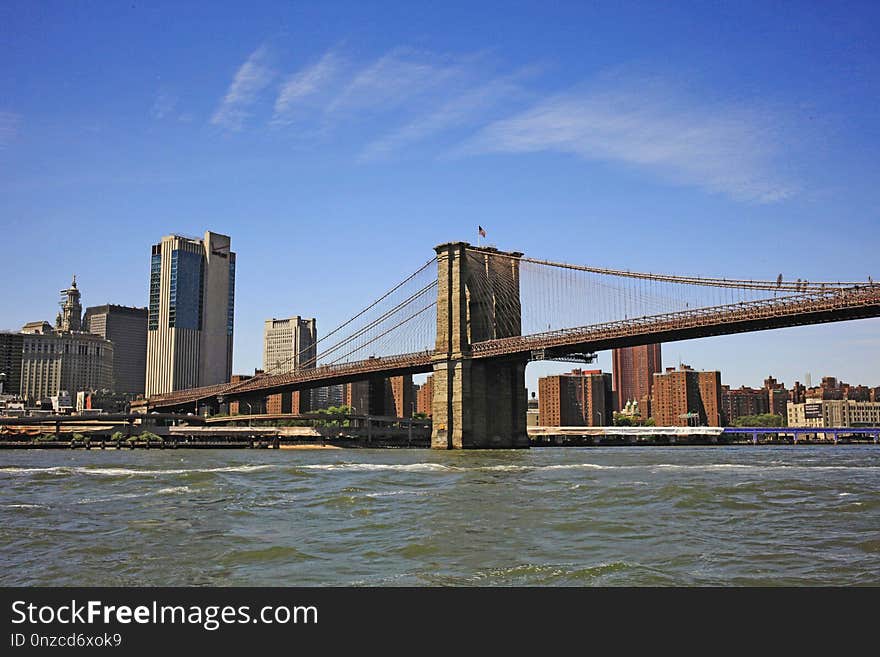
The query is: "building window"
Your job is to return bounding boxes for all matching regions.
[227,255,236,336]
[148,252,161,330]
[168,249,204,330]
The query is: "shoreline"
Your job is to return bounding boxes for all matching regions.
[0,439,877,450]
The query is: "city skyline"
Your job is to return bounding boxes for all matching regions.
[2,3,879,393]
[4,240,879,397]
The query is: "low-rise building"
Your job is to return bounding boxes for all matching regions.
[788,400,880,428]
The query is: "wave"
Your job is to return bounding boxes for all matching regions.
[649,464,880,472]
[0,503,48,509]
[157,486,192,495]
[298,461,880,474]
[299,463,453,473]
[78,492,147,504]
[462,561,634,584]
[77,485,193,505]
[365,490,431,498]
[2,460,875,480]
[651,463,755,470]
[540,463,615,471]
[0,464,276,477]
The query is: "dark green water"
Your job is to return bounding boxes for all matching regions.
[1,446,879,586]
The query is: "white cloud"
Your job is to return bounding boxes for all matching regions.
[211,45,276,131]
[462,80,797,202]
[327,48,464,114]
[272,50,342,124]
[0,111,21,148]
[360,75,526,160]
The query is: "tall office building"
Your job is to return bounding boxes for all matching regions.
[145,231,235,396]
[612,344,662,413]
[262,316,317,414]
[84,305,148,394]
[263,316,317,373]
[0,332,24,396]
[652,364,722,427]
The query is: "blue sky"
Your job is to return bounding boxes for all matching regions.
[2,1,879,393]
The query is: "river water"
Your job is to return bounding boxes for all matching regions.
[1,446,878,586]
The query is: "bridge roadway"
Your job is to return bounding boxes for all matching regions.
[144,284,880,412]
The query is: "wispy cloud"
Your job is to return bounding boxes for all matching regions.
[359,75,527,161]
[0,111,21,148]
[327,48,465,114]
[211,45,276,131]
[152,91,177,120]
[272,51,342,124]
[461,79,797,202]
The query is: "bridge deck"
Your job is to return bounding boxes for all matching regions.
[145,285,880,411]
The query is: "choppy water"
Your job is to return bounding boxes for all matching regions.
[1,446,879,586]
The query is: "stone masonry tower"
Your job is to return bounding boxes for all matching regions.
[59,275,83,332]
[431,242,529,449]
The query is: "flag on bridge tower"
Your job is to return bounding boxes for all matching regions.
[478,225,486,238]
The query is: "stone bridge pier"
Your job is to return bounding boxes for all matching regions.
[431,242,529,449]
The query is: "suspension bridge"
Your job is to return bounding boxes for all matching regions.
[142,241,880,448]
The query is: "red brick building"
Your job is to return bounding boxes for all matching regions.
[416,375,433,417]
[612,344,662,414]
[266,390,309,414]
[760,376,790,418]
[721,385,769,424]
[538,369,613,427]
[652,364,722,427]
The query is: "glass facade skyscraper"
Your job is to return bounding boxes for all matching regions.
[145,231,235,397]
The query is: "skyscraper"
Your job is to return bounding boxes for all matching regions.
[262,316,317,373]
[612,343,662,413]
[84,305,148,394]
[0,332,24,396]
[145,231,235,396]
[263,316,317,414]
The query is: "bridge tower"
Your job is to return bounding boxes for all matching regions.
[431,242,529,449]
